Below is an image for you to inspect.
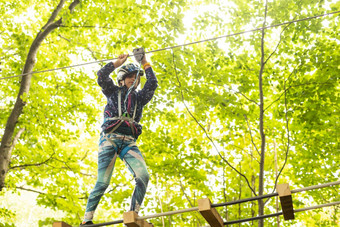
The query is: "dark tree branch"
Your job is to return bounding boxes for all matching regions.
[178,176,203,226]
[15,186,53,196]
[9,128,25,157]
[171,48,257,196]
[258,1,268,225]
[79,172,96,178]
[60,25,120,30]
[200,82,259,105]
[151,22,163,35]
[264,16,296,65]
[264,63,315,112]
[228,144,260,164]
[58,34,71,42]
[9,151,55,170]
[234,91,259,105]
[44,0,66,29]
[69,0,80,12]
[179,178,194,207]
[0,0,80,191]
[14,186,88,200]
[106,182,130,194]
[244,114,261,157]
[81,150,89,162]
[58,34,103,66]
[267,65,292,203]
[264,81,332,112]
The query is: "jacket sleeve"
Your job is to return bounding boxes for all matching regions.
[138,66,158,106]
[97,62,119,97]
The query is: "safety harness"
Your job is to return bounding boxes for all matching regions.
[105,90,138,138]
[105,57,143,139]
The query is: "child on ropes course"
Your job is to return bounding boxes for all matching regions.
[80,52,158,226]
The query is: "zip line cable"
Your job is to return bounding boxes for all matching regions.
[1,10,339,81]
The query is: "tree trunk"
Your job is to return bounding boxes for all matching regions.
[0,0,80,191]
[274,140,280,227]
[258,1,268,226]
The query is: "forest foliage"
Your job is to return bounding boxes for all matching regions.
[0,0,339,226]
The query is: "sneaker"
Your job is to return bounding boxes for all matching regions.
[80,221,94,226]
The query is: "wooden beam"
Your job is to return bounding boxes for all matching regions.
[123,211,153,227]
[198,198,224,227]
[52,222,72,227]
[276,183,295,220]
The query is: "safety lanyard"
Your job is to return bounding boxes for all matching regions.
[105,90,136,135]
[118,90,137,120]
[123,60,142,112]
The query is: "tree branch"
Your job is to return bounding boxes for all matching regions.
[265,81,332,111]
[43,0,66,29]
[60,25,119,30]
[14,186,88,200]
[244,114,261,156]
[271,65,291,195]
[178,176,203,226]
[15,186,52,196]
[69,0,80,12]
[199,82,259,105]
[228,144,260,164]
[233,90,259,105]
[9,151,55,170]
[179,178,194,207]
[0,128,25,190]
[106,182,130,194]
[264,16,296,65]
[9,128,25,157]
[258,1,268,225]
[171,48,257,196]
[0,0,80,191]
[58,34,103,66]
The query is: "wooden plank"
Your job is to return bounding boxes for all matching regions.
[198,198,224,227]
[52,222,72,227]
[123,211,153,227]
[141,220,153,227]
[123,211,140,227]
[276,183,295,220]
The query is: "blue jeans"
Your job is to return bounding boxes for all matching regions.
[83,132,149,222]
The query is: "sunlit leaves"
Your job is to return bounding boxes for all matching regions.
[1,0,339,226]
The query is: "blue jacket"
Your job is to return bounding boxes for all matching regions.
[97,62,158,138]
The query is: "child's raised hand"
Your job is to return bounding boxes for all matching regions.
[114,54,129,68]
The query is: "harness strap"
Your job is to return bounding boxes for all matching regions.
[106,116,134,123]
[118,89,122,117]
[107,120,124,134]
[106,89,138,138]
[133,99,137,119]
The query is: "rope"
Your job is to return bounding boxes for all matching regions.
[123,60,143,112]
[1,10,339,81]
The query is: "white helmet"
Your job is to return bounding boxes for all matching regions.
[117,63,144,84]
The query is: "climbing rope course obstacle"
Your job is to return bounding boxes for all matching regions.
[52,181,339,227]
